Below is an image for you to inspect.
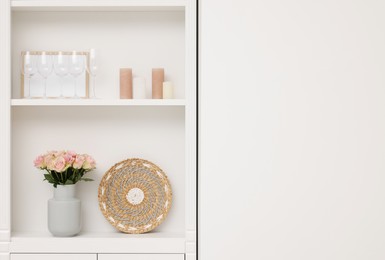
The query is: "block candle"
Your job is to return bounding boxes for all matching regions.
[133,77,146,99]
[120,68,132,99]
[163,81,174,99]
[152,68,164,99]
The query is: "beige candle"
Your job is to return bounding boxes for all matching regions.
[120,68,132,99]
[152,68,164,99]
[163,81,174,99]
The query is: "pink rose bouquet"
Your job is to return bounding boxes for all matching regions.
[34,150,96,188]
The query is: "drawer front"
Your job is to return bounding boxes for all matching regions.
[11,254,97,260]
[98,254,184,260]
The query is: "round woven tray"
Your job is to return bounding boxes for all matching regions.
[98,158,172,234]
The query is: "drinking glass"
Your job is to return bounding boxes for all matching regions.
[69,51,85,98]
[87,49,98,99]
[21,51,37,98]
[54,52,69,98]
[37,52,53,98]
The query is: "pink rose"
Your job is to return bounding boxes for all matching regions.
[63,151,76,164]
[83,155,96,170]
[33,155,46,169]
[49,156,66,172]
[73,155,86,169]
[47,150,58,156]
[44,154,55,168]
[67,151,77,157]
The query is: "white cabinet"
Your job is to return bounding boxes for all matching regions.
[0,0,197,259]
[98,254,184,260]
[11,254,96,260]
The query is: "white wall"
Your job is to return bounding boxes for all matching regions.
[200,1,385,259]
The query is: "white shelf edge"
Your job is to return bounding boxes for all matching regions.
[10,231,186,253]
[11,99,186,107]
[11,0,186,11]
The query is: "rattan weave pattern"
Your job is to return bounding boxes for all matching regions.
[98,158,172,234]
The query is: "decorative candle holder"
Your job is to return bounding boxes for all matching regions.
[163,81,174,99]
[152,68,164,99]
[120,68,133,99]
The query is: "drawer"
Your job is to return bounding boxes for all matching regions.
[98,254,184,260]
[11,254,96,260]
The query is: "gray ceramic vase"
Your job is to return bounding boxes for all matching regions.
[48,184,81,237]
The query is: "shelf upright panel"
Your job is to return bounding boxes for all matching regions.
[185,0,197,260]
[0,0,11,259]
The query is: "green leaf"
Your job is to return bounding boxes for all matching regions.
[80,177,94,182]
[44,174,55,183]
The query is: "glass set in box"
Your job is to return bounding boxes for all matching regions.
[20,49,98,99]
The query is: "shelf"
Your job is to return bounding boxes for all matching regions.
[11,99,186,106]
[10,232,185,253]
[11,0,186,11]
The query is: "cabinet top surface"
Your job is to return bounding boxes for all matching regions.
[11,231,186,253]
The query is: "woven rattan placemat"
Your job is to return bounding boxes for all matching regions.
[98,158,172,234]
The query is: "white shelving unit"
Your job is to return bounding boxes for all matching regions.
[0,0,197,260]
